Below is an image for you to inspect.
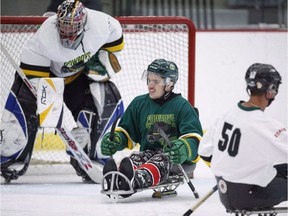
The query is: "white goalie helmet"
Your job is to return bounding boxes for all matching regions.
[57,0,87,49]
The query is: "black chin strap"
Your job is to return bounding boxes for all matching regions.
[267,98,275,107]
[265,91,276,107]
[163,84,174,99]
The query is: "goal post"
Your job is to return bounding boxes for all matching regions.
[0,16,196,165]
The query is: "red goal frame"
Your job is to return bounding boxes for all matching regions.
[1,16,196,105]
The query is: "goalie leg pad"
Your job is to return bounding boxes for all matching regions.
[37,77,77,131]
[37,78,65,128]
[89,81,124,162]
[70,110,95,150]
[1,94,28,159]
[1,76,39,179]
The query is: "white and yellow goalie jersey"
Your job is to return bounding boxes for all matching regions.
[20,9,124,84]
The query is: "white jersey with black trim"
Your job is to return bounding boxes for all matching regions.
[21,9,123,78]
[199,101,287,187]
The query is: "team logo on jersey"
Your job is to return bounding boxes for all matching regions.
[146,114,175,128]
[274,128,286,138]
[61,52,92,74]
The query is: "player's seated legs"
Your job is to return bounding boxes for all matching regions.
[119,153,172,190]
[129,150,155,168]
[102,152,172,198]
[216,173,287,211]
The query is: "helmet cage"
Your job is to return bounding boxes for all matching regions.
[57,0,87,49]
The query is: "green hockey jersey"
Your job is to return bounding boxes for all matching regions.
[115,93,203,163]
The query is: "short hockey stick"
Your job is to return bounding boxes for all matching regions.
[108,114,122,160]
[1,43,103,183]
[109,114,122,141]
[183,185,218,216]
[154,123,199,199]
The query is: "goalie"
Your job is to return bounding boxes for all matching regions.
[100,59,203,197]
[0,0,124,182]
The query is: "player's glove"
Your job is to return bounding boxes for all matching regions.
[101,132,122,156]
[163,139,189,164]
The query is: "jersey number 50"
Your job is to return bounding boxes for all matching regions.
[218,122,241,157]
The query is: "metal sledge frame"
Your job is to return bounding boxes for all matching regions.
[226,207,288,216]
[101,170,187,202]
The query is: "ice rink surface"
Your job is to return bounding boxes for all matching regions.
[1,160,287,216]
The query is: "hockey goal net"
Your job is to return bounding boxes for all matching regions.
[0,16,195,165]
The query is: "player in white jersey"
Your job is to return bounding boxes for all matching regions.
[199,63,287,210]
[0,0,125,182]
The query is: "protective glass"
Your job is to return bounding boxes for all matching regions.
[141,70,172,86]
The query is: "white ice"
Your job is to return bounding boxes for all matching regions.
[1,159,287,216]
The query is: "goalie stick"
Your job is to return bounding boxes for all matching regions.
[0,43,103,183]
[154,123,199,199]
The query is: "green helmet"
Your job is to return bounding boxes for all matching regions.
[147,59,178,84]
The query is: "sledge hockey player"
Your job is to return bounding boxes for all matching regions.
[199,63,287,210]
[0,0,124,182]
[100,59,203,197]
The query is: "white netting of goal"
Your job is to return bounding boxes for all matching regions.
[0,16,195,166]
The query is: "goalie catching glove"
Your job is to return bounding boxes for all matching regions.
[163,139,190,164]
[101,132,122,156]
[85,50,121,81]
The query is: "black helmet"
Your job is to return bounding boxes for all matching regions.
[146,59,178,84]
[245,63,282,95]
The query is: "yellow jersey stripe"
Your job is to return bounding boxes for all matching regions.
[102,35,125,52]
[104,42,125,53]
[180,133,202,142]
[64,72,82,84]
[22,69,50,77]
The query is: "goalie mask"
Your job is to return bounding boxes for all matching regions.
[57,0,87,49]
[142,59,179,86]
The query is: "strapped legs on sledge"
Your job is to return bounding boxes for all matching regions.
[101,152,197,200]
